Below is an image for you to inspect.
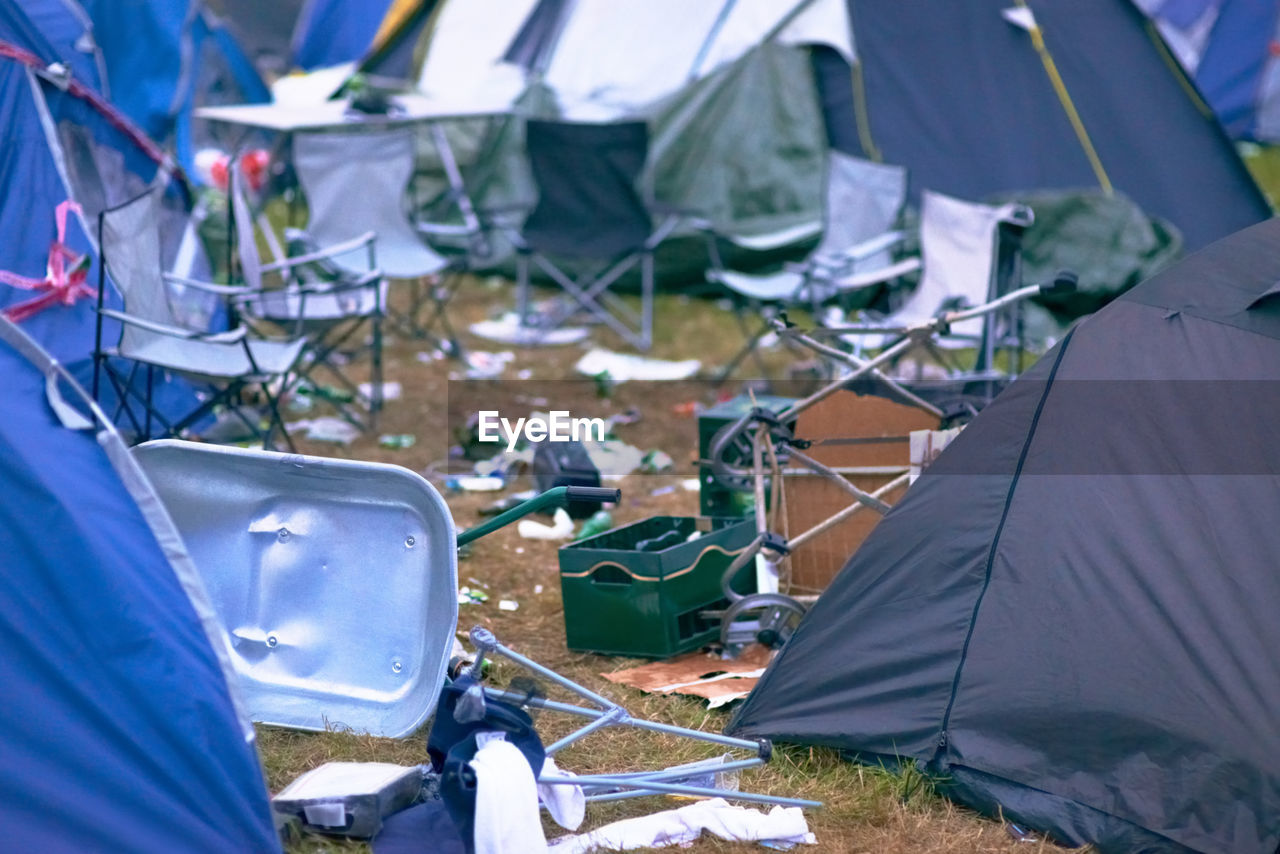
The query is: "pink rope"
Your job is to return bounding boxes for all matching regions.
[0,201,93,322]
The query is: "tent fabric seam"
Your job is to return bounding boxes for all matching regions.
[933,327,1077,757]
[1122,294,1280,342]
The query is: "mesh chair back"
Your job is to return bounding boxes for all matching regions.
[230,167,266,292]
[100,190,181,354]
[895,190,1027,341]
[293,129,446,278]
[817,152,907,267]
[523,120,652,258]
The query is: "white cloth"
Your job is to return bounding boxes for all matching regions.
[471,732,548,854]
[538,756,585,831]
[547,797,815,853]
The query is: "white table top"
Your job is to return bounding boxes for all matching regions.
[196,92,514,132]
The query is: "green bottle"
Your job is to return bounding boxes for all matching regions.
[575,510,614,542]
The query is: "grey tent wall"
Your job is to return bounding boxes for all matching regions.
[821,0,1269,250]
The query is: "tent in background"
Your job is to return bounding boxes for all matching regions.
[208,0,303,76]
[291,0,393,71]
[1136,0,1280,144]
[0,318,280,853]
[0,4,208,423]
[728,215,1280,852]
[821,0,1267,252]
[4,0,106,89]
[386,0,1265,288]
[72,0,271,178]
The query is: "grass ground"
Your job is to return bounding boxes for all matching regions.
[258,278,1083,853]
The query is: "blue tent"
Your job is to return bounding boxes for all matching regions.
[292,0,394,70]
[0,22,205,427]
[0,318,279,853]
[71,0,270,177]
[1142,0,1280,143]
[1,0,104,88]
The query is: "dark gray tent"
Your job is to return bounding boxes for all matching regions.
[728,217,1280,852]
[810,0,1271,251]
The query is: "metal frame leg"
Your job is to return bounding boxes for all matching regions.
[459,627,821,809]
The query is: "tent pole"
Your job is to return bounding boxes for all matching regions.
[687,0,740,82]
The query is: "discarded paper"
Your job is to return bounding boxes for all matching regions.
[602,645,773,708]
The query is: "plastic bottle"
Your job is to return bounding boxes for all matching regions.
[574,510,614,541]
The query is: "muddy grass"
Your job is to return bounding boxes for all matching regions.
[256,277,1080,853]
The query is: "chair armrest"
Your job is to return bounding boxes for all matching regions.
[416,221,473,238]
[100,308,249,343]
[828,256,923,292]
[163,273,253,296]
[259,231,376,273]
[809,230,908,272]
[230,269,383,304]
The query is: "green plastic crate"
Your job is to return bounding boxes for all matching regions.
[558,516,756,657]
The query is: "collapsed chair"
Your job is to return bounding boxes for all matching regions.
[93,188,305,449]
[374,627,818,854]
[132,440,818,849]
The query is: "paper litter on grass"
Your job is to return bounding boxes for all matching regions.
[602,645,773,709]
[358,380,402,401]
[574,348,700,382]
[285,417,361,445]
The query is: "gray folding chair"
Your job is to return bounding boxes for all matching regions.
[229,166,388,431]
[705,152,918,381]
[292,128,461,353]
[488,119,683,351]
[823,189,1037,396]
[92,189,305,450]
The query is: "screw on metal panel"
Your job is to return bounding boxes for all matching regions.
[405,535,416,548]
[266,635,279,648]
[392,659,403,673]
[277,527,290,542]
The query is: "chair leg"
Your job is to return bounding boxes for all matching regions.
[516,251,532,331]
[144,364,154,443]
[641,251,654,351]
[258,374,296,453]
[414,271,465,358]
[370,310,383,433]
[715,311,772,386]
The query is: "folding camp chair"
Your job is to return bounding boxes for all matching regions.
[92,189,304,450]
[228,165,388,431]
[829,190,1036,380]
[704,152,919,382]
[292,128,461,353]
[490,119,683,351]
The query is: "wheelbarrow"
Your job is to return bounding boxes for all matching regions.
[133,440,617,738]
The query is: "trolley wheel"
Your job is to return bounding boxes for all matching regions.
[719,593,807,652]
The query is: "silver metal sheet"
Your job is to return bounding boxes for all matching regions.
[133,440,458,738]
